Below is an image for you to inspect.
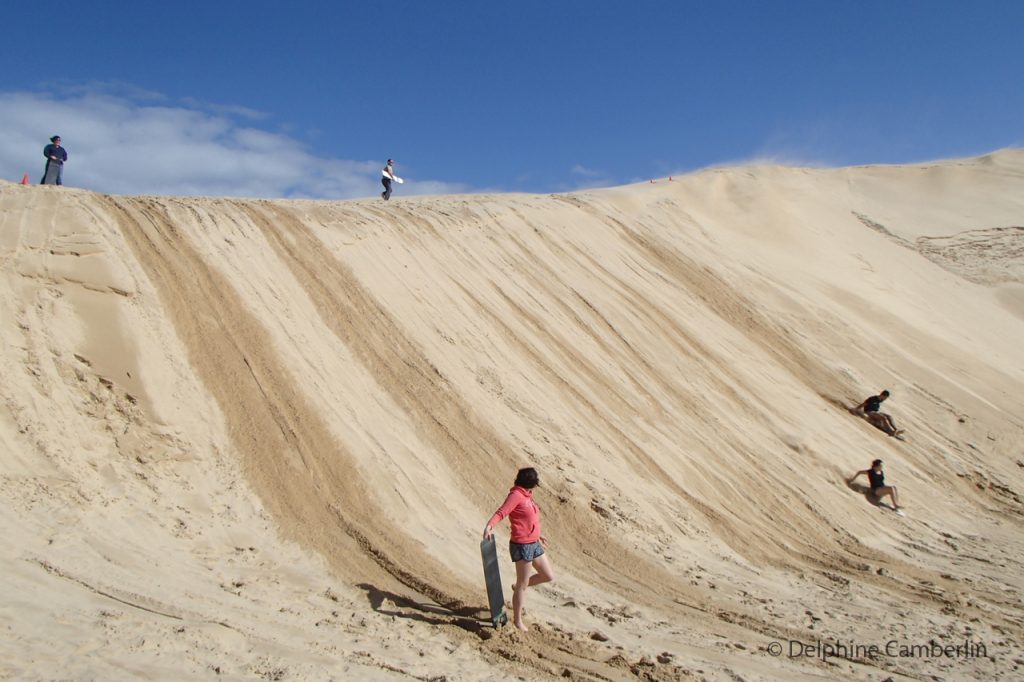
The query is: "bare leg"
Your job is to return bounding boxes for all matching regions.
[512,554,555,631]
[529,553,554,587]
[881,414,901,435]
[876,485,901,509]
[868,413,897,435]
[512,560,532,631]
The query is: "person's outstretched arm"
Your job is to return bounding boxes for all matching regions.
[483,489,521,539]
[848,470,868,484]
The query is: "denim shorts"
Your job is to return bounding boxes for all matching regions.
[509,540,545,562]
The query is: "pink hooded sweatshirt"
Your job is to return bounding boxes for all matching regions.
[488,485,541,543]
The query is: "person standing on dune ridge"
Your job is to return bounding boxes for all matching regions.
[381,159,396,200]
[41,135,68,185]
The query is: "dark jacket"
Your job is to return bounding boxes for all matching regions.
[43,144,68,164]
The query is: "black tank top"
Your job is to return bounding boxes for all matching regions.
[868,468,885,490]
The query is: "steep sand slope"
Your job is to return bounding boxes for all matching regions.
[1,150,1022,680]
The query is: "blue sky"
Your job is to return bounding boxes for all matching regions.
[2,1,1021,198]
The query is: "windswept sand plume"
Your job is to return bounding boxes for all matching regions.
[2,150,1023,680]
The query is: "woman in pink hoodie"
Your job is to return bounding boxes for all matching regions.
[483,467,554,631]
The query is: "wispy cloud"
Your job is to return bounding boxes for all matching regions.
[179,97,270,121]
[0,84,467,199]
[563,163,615,190]
[570,164,601,178]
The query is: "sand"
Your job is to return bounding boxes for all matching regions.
[1,150,1022,681]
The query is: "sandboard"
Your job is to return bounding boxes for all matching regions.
[382,170,404,184]
[480,535,508,628]
[879,504,906,517]
[41,161,62,185]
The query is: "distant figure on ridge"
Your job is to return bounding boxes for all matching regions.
[381,158,402,201]
[851,389,903,437]
[848,459,904,515]
[41,135,68,186]
[483,467,554,632]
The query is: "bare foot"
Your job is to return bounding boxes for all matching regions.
[514,620,529,632]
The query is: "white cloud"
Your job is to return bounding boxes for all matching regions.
[561,163,615,191]
[0,85,467,199]
[179,97,270,121]
[570,164,601,178]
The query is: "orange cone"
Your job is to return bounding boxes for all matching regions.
[21,173,29,185]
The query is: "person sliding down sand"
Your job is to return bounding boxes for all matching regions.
[851,389,903,437]
[483,467,554,631]
[849,459,904,515]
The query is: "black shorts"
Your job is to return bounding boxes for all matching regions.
[509,540,544,562]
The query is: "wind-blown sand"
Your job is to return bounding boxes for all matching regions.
[1,150,1022,681]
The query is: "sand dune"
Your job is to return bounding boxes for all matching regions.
[2,150,1023,680]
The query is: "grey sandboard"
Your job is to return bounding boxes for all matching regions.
[41,161,62,185]
[480,536,508,628]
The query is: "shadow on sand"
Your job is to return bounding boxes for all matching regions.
[356,583,490,636]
